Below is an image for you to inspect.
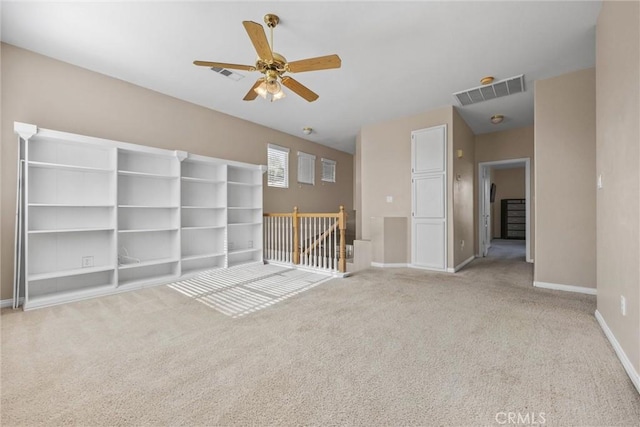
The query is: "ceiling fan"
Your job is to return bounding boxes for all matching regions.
[193,13,341,102]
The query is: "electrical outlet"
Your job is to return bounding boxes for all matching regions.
[621,296,626,316]
[460,240,465,250]
[82,256,94,268]
[386,196,393,203]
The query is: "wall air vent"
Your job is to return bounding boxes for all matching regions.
[453,74,524,106]
[210,67,245,82]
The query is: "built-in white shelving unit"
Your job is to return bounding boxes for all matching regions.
[226,165,263,267]
[16,122,265,310]
[24,132,117,309]
[117,149,181,288]
[180,155,227,276]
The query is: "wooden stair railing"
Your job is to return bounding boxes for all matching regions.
[263,206,347,273]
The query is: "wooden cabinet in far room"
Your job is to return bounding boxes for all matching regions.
[501,199,525,240]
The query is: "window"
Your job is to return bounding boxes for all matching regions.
[321,158,336,183]
[297,151,316,185]
[267,144,289,188]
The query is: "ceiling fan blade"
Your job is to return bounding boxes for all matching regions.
[242,21,273,62]
[193,61,255,71]
[243,79,264,101]
[287,54,341,73]
[281,76,319,102]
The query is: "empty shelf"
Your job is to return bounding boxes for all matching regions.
[28,265,115,281]
[118,257,179,270]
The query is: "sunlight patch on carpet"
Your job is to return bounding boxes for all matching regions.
[167,264,331,317]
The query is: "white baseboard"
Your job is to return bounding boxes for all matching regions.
[533,281,597,295]
[595,310,640,395]
[1,298,23,308]
[447,255,475,273]
[408,264,447,272]
[371,262,408,268]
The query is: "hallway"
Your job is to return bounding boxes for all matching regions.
[487,239,526,261]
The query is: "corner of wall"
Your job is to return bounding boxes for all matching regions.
[595,0,640,376]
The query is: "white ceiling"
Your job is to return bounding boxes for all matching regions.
[1,1,601,154]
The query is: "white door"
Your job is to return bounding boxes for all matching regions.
[411,125,447,270]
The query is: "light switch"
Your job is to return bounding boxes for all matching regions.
[597,174,603,189]
[386,196,393,203]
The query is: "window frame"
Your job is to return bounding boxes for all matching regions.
[321,158,337,183]
[267,143,289,188]
[297,151,316,185]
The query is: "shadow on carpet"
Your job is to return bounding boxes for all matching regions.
[168,264,331,318]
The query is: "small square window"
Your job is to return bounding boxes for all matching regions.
[321,158,336,183]
[298,151,316,185]
[267,144,289,188]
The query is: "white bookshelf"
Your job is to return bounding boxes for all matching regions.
[25,134,117,309]
[226,165,263,267]
[180,156,227,275]
[117,149,181,288]
[17,123,265,310]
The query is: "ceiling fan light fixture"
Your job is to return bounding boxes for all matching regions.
[272,88,286,101]
[266,79,281,95]
[254,77,285,102]
[254,81,268,99]
[490,114,505,124]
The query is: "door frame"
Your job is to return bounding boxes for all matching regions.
[477,158,532,263]
[480,168,492,257]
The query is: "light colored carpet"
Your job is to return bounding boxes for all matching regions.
[488,239,526,261]
[2,258,639,426]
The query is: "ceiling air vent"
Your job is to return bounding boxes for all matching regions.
[454,74,524,106]
[210,67,245,82]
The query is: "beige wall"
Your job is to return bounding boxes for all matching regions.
[452,108,476,267]
[474,126,535,256]
[534,68,596,289]
[359,106,453,266]
[492,167,526,239]
[370,217,407,265]
[596,1,640,373]
[359,106,476,269]
[0,43,353,300]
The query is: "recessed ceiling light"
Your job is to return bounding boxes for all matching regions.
[302,127,313,135]
[490,114,504,124]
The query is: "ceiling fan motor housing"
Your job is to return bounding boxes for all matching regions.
[265,69,279,83]
[256,52,288,74]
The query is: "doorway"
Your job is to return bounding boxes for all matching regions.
[478,158,531,263]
